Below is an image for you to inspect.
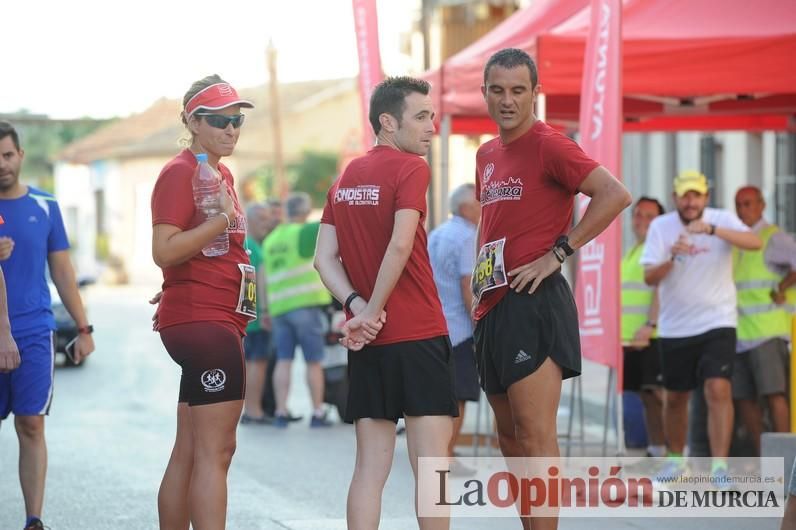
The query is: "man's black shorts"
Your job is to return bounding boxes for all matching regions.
[659,327,736,392]
[474,272,581,395]
[623,340,663,392]
[345,335,459,423]
[452,338,481,402]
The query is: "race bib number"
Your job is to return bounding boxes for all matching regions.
[472,237,507,301]
[236,263,257,320]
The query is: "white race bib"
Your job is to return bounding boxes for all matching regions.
[472,238,508,302]
[235,263,257,320]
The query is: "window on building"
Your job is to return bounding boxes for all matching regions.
[775,133,796,234]
[700,135,724,207]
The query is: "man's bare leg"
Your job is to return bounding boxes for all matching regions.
[273,360,292,416]
[347,419,396,530]
[243,359,267,418]
[488,393,530,530]
[663,390,691,454]
[16,415,46,523]
[704,377,733,459]
[640,388,666,450]
[506,357,562,530]
[406,415,453,530]
[735,398,764,455]
[448,402,465,457]
[768,393,790,433]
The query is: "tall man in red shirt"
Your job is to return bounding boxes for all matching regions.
[474,49,631,529]
[315,76,457,530]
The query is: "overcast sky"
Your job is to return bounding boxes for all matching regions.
[2,0,416,119]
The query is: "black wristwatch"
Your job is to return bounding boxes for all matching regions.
[554,235,575,257]
[77,324,94,335]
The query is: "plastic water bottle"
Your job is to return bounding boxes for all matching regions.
[192,153,229,256]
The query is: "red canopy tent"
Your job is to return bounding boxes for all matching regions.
[430,0,796,134]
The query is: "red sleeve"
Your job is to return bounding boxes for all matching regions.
[320,185,336,225]
[394,158,430,218]
[151,160,196,229]
[542,133,600,195]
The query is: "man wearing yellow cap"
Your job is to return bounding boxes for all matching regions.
[732,185,796,453]
[640,170,762,488]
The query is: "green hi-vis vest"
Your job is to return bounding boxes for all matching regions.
[733,225,792,342]
[621,243,654,342]
[263,222,331,317]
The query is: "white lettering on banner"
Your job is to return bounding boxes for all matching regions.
[580,239,606,336]
[334,185,381,206]
[352,0,382,149]
[355,6,371,97]
[590,2,611,141]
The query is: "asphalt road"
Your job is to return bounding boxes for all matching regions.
[0,285,784,529]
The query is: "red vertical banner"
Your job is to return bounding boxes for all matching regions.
[575,0,623,383]
[352,0,384,152]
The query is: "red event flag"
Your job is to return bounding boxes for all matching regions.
[352,0,384,152]
[574,0,623,379]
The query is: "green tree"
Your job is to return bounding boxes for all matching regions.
[2,114,109,192]
[287,150,339,207]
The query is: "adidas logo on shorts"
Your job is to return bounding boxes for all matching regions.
[514,350,532,364]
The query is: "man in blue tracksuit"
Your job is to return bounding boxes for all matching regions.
[0,121,95,530]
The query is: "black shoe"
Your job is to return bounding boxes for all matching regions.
[240,413,273,425]
[24,519,49,530]
[310,412,333,428]
[284,411,303,422]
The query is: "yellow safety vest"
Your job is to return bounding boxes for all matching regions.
[263,223,331,317]
[733,225,792,342]
[621,243,654,342]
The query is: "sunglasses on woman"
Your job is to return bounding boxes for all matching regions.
[196,113,246,129]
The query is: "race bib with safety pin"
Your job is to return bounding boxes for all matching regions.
[236,263,257,320]
[472,237,508,301]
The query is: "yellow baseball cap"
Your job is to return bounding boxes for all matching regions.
[674,170,709,197]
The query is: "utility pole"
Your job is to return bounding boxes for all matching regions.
[267,39,287,199]
[421,0,438,226]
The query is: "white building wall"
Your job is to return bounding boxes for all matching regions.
[676,132,702,176]
[762,132,778,221]
[53,162,96,278]
[55,152,254,287]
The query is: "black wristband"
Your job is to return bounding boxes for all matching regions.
[554,235,575,256]
[709,224,716,235]
[551,246,566,264]
[343,292,361,313]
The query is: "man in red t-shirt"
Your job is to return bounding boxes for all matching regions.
[474,49,630,528]
[315,77,457,529]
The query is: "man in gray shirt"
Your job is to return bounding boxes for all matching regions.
[428,183,482,475]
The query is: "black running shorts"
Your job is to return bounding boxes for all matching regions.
[160,321,245,406]
[345,335,459,423]
[623,340,664,392]
[474,272,581,395]
[658,327,736,392]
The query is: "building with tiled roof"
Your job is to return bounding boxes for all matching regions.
[54,78,362,284]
